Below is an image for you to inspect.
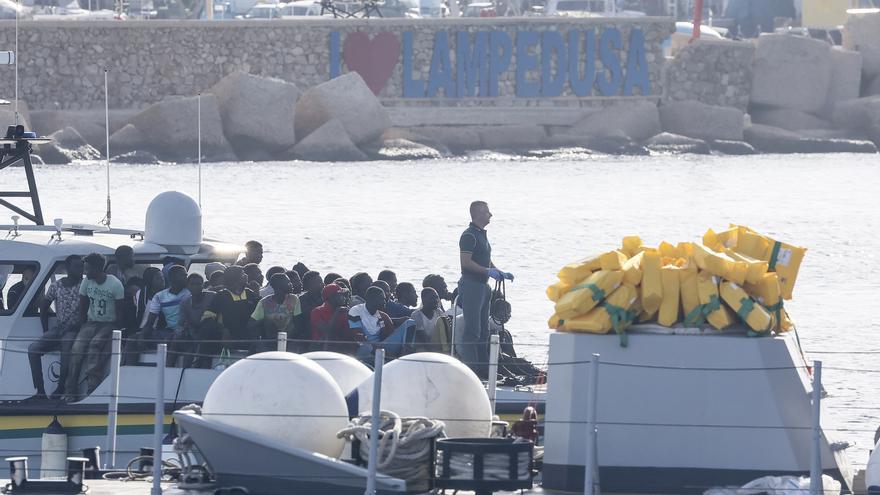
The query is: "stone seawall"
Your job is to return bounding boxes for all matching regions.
[0,17,673,111]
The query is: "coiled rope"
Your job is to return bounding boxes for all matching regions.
[337,411,446,492]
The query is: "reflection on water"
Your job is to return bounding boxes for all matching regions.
[2,153,878,467]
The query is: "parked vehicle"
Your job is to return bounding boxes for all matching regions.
[240,2,282,18]
[279,0,320,16]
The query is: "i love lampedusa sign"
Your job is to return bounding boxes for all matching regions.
[329,27,651,98]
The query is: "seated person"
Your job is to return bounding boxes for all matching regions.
[248,273,302,352]
[28,255,83,400]
[65,253,124,401]
[105,245,145,286]
[393,282,418,314]
[180,273,216,369]
[348,287,412,360]
[123,265,191,366]
[422,274,454,312]
[323,272,342,286]
[235,240,263,267]
[287,270,303,295]
[299,271,325,338]
[310,283,355,353]
[6,265,36,310]
[201,265,259,355]
[349,272,373,307]
[372,280,412,321]
[243,263,263,294]
[410,288,452,353]
[377,270,398,296]
[259,266,287,298]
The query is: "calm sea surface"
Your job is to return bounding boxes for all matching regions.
[2,153,878,468]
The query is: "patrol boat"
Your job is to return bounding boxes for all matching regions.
[0,132,544,478]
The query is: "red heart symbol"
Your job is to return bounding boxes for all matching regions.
[342,32,401,95]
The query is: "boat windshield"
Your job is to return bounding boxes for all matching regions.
[0,262,40,316]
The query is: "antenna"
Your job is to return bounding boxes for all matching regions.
[197,93,202,209]
[14,0,19,125]
[102,68,112,227]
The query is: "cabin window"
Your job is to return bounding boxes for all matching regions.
[0,262,40,316]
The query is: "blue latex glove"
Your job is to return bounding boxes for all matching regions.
[503,272,515,281]
[487,267,503,281]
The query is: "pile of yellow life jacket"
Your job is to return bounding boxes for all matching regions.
[546,226,806,346]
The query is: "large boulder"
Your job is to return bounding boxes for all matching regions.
[295,73,391,146]
[659,100,744,141]
[751,34,833,113]
[288,119,368,162]
[479,125,546,150]
[569,100,661,142]
[750,107,832,131]
[209,72,299,154]
[744,124,877,153]
[825,48,863,115]
[844,11,880,84]
[120,95,236,162]
[832,96,880,130]
[645,132,710,154]
[30,109,139,151]
[37,127,102,165]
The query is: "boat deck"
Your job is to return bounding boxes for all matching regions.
[1,475,870,495]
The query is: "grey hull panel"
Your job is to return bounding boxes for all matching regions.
[174,411,407,495]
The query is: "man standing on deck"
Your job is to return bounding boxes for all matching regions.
[458,201,513,378]
[235,240,264,267]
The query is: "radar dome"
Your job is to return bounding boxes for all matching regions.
[304,351,372,396]
[145,191,201,252]
[202,352,349,458]
[355,352,492,438]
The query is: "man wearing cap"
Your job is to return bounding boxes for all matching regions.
[458,201,514,378]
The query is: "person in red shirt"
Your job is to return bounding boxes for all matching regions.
[310,283,360,354]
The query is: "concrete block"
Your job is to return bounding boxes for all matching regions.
[750,107,833,131]
[659,100,744,141]
[825,48,863,115]
[289,119,368,162]
[751,34,833,113]
[30,109,138,151]
[832,96,880,130]
[569,100,660,142]
[744,123,877,153]
[209,71,299,153]
[295,72,391,146]
[844,11,880,83]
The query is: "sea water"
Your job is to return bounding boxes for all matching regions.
[3,152,878,468]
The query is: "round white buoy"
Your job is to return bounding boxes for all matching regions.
[867,437,880,490]
[304,351,372,396]
[202,351,348,458]
[355,352,492,438]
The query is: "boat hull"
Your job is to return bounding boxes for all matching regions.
[542,329,853,493]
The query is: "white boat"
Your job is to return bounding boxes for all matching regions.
[0,139,545,477]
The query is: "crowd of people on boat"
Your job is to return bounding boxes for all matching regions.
[20,201,523,402]
[24,241,474,402]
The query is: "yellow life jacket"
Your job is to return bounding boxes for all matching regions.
[556,253,603,284]
[640,249,663,314]
[719,281,774,334]
[622,251,644,286]
[555,270,623,320]
[658,265,682,327]
[695,271,736,330]
[546,280,573,302]
[562,284,639,347]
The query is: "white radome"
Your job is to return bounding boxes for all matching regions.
[144,191,202,251]
[202,352,348,458]
[304,351,372,396]
[355,352,492,438]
